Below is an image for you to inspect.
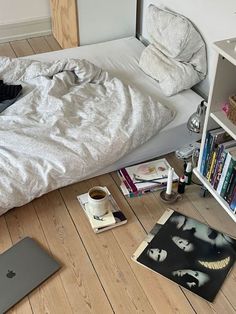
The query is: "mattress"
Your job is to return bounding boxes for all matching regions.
[26,37,203,176]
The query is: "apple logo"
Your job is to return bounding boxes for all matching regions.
[6,270,16,279]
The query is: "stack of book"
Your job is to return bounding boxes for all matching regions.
[118,158,179,197]
[200,127,236,212]
[77,187,127,233]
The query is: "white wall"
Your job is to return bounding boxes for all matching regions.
[139,0,236,98]
[0,0,50,24]
[78,0,137,46]
[0,0,51,43]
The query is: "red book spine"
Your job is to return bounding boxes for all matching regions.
[120,168,138,194]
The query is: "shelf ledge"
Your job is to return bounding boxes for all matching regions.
[193,168,236,222]
[210,111,236,141]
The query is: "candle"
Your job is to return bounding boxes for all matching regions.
[166,167,173,195]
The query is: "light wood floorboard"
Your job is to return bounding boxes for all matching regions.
[0,42,16,58]
[28,37,53,54]
[10,39,34,57]
[0,36,235,313]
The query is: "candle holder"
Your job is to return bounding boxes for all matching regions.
[160,190,181,204]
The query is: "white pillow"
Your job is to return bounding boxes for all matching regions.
[147,4,205,63]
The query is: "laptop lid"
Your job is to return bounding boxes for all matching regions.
[0,237,61,313]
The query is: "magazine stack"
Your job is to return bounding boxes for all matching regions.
[118,158,179,197]
[200,127,236,212]
[77,187,127,233]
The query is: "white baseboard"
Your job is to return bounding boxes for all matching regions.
[0,17,52,43]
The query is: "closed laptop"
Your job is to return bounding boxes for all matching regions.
[0,237,61,313]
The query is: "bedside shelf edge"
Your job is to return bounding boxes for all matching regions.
[193,168,236,222]
[210,111,236,140]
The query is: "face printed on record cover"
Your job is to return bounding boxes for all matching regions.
[147,248,167,262]
[172,269,210,288]
[170,215,233,247]
[136,211,236,302]
[171,236,194,252]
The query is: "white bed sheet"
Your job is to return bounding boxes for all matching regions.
[25,37,202,176]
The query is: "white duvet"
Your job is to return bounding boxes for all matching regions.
[0,57,175,214]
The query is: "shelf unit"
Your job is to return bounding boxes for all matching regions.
[193,37,236,223]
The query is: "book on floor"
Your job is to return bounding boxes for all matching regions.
[118,158,178,196]
[77,187,127,233]
[132,209,236,302]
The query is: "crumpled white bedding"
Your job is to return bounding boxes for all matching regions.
[0,57,175,214]
[139,4,207,96]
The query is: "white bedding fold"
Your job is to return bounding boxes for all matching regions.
[139,4,207,96]
[139,44,204,96]
[0,57,175,214]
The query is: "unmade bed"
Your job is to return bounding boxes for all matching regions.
[25,37,203,174]
[0,37,202,214]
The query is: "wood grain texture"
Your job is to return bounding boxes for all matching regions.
[28,37,52,54]
[60,180,155,313]
[60,174,195,314]
[5,203,73,314]
[44,35,62,51]
[10,39,34,57]
[0,216,33,314]
[32,190,113,313]
[50,0,79,48]
[0,43,16,58]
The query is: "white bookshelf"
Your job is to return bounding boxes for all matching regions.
[194,38,236,223]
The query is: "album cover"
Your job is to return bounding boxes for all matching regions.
[132,209,236,302]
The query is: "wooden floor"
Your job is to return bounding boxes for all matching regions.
[0,36,236,314]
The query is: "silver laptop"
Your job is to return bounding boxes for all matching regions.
[0,237,61,313]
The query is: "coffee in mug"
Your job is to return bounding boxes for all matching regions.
[88,186,109,217]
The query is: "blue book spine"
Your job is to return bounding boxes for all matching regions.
[229,186,236,211]
[200,132,210,175]
[203,133,213,177]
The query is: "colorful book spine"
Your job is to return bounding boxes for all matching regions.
[117,170,131,191]
[127,185,165,198]
[206,144,218,181]
[202,129,231,179]
[120,168,138,194]
[203,132,214,177]
[211,144,224,187]
[229,186,236,212]
[220,157,236,198]
[200,131,210,175]
[217,152,232,195]
[213,141,236,189]
[224,167,236,204]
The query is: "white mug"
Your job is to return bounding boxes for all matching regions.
[87,186,109,217]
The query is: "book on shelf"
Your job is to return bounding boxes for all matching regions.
[203,128,231,180]
[200,128,220,176]
[229,185,236,212]
[218,148,236,197]
[200,130,211,175]
[118,158,178,197]
[211,140,236,189]
[223,166,236,204]
[221,161,236,199]
[77,187,127,233]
